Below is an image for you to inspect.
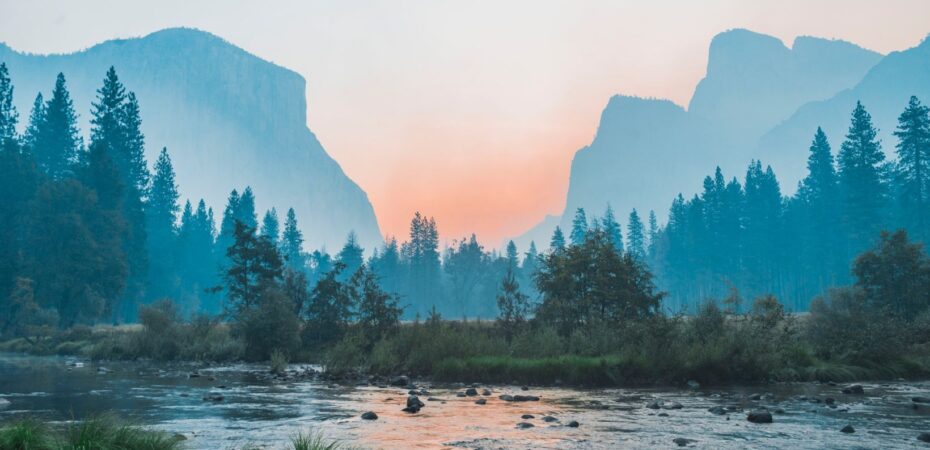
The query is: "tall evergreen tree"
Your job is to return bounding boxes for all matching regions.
[627,209,646,259]
[796,127,843,291]
[570,208,588,246]
[34,73,81,179]
[237,187,258,230]
[89,67,149,317]
[505,240,519,268]
[23,94,44,153]
[0,63,17,145]
[281,208,305,271]
[178,199,219,314]
[893,96,930,243]
[838,101,887,253]
[550,226,566,253]
[217,189,241,258]
[146,148,180,301]
[336,231,365,281]
[601,204,624,252]
[647,210,659,256]
[261,208,280,247]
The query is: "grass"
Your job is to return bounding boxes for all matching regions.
[0,415,184,450]
[0,417,359,450]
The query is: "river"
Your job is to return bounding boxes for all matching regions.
[1,353,929,449]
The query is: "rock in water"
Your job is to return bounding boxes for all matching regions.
[202,393,224,402]
[708,406,727,415]
[567,421,580,427]
[840,425,855,433]
[475,398,487,405]
[673,438,696,447]
[465,388,478,396]
[663,401,684,410]
[521,414,535,419]
[0,398,10,409]
[747,410,773,423]
[516,422,534,429]
[390,375,409,387]
[361,411,378,420]
[542,416,558,423]
[918,432,930,443]
[403,395,425,413]
[912,396,930,403]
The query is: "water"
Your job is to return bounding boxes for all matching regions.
[1,353,929,449]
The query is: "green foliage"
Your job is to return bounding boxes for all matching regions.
[270,348,289,375]
[0,415,182,450]
[535,229,663,335]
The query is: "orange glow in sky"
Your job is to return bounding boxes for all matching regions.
[3,0,930,247]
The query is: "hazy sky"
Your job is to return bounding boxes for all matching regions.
[2,0,929,246]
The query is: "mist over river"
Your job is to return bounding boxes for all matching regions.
[1,354,929,449]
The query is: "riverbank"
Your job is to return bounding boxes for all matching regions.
[3,313,930,390]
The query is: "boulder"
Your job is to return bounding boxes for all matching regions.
[361,411,378,420]
[567,421,580,427]
[499,394,514,402]
[840,425,855,433]
[747,409,773,423]
[658,412,669,417]
[521,414,535,419]
[918,432,930,443]
[390,375,409,387]
[406,395,425,409]
[202,393,224,402]
[662,401,684,410]
[482,389,492,396]
[516,422,534,429]
[465,388,478,396]
[646,401,662,409]
[912,396,930,403]
[456,392,467,398]
[842,385,864,395]
[513,395,540,402]
[542,416,558,423]
[673,438,696,447]
[475,398,487,405]
[708,406,727,415]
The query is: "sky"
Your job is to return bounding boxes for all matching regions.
[2,0,930,246]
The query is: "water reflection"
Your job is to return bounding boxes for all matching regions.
[1,353,929,449]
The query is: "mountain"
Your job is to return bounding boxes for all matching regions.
[0,28,382,252]
[758,35,930,191]
[512,29,881,251]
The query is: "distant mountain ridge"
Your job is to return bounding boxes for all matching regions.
[512,29,887,252]
[0,28,383,252]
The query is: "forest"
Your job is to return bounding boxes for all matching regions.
[1,62,930,385]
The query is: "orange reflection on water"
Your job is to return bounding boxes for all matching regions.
[335,386,588,449]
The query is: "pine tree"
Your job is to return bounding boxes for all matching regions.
[216,189,241,261]
[893,96,930,242]
[601,204,624,252]
[281,208,305,271]
[178,199,219,314]
[505,240,518,268]
[796,127,843,291]
[0,63,17,145]
[496,266,529,340]
[261,208,280,246]
[743,160,783,297]
[570,208,588,246]
[838,101,887,253]
[550,226,566,253]
[647,210,659,256]
[23,94,44,153]
[627,209,646,259]
[336,231,365,280]
[89,67,149,315]
[522,241,539,278]
[146,148,180,301]
[34,73,81,179]
[237,187,258,230]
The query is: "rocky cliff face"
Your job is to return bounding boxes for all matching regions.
[0,28,382,252]
[512,29,883,251]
